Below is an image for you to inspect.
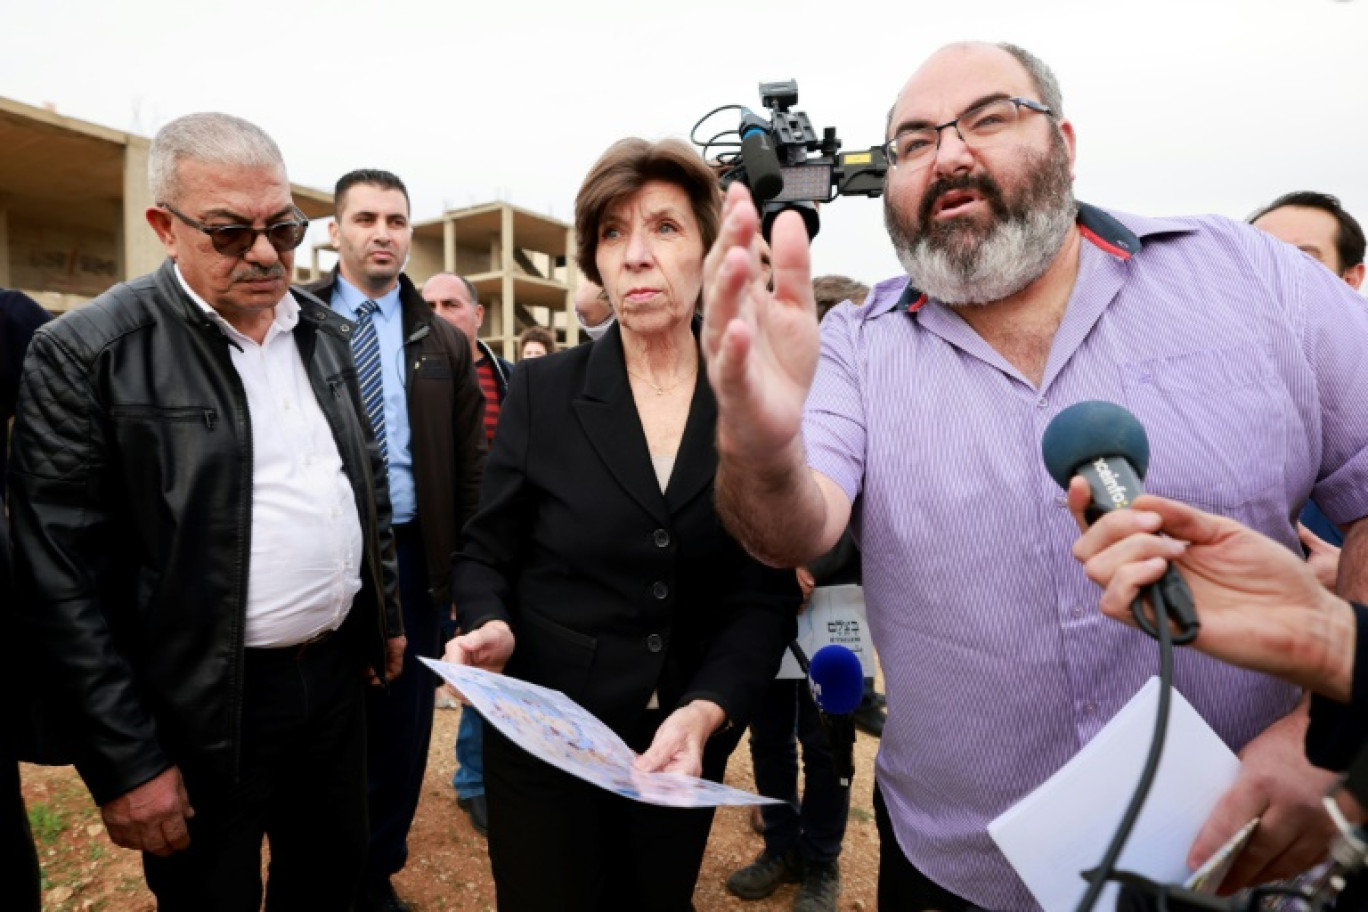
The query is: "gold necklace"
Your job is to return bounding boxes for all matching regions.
[627,365,697,396]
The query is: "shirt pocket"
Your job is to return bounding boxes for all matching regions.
[1120,344,1284,508]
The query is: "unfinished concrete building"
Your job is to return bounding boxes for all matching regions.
[0,96,332,314]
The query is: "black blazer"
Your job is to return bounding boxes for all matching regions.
[453,322,798,765]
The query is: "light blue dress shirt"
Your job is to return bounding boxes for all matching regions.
[331,276,416,524]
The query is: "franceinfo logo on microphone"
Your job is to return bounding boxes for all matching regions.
[1092,457,1133,508]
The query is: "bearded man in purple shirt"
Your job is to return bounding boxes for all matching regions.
[701,41,1368,910]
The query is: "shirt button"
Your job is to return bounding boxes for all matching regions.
[1084,701,1098,715]
[646,633,665,653]
[1036,396,1048,409]
[651,581,669,600]
[1072,605,1084,619]
[1054,494,1068,508]
[653,529,671,548]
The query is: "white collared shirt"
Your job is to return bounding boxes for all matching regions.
[176,267,364,648]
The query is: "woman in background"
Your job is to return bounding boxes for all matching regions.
[516,325,555,359]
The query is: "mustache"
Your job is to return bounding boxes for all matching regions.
[917,173,1009,228]
[231,264,287,283]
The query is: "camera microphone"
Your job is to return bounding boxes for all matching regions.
[739,110,784,202]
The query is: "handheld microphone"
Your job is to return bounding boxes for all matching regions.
[1041,401,1200,644]
[739,109,784,202]
[808,644,863,787]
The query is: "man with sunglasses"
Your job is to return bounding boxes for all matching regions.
[702,42,1368,909]
[7,112,403,911]
[306,170,487,912]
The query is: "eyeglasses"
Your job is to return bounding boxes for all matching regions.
[160,203,309,257]
[886,97,1054,170]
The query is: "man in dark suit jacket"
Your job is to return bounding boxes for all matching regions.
[308,169,487,912]
[448,318,799,909]
[420,271,510,834]
[1,287,47,912]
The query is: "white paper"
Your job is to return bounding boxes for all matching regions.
[776,584,877,679]
[420,657,781,807]
[988,677,1242,911]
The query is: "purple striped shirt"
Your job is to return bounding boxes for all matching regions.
[804,205,1368,909]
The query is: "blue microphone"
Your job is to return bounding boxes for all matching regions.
[808,644,864,714]
[808,644,864,787]
[1041,401,1199,643]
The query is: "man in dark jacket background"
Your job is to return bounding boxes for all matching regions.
[7,113,403,911]
[309,171,487,912]
[420,270,511,835]
[1,287,48,911]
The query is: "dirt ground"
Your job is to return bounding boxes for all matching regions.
[21,701,883,911]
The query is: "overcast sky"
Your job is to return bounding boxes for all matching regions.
[3,0,1364,285]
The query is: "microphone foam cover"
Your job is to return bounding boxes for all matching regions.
[808,645,865,715]
[1041,400,1150,490]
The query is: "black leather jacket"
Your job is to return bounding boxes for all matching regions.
[7,260,401,805]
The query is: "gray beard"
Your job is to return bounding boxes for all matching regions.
[884,134,1077,306]
[893,201,1074,305]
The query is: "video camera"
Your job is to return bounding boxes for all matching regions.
[691,80,888,240]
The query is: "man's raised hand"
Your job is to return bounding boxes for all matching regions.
[702,183,819,463]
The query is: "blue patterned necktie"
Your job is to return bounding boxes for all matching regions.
[351,299,388,465]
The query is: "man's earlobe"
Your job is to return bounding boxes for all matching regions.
[145,207,178,256]
[1344,263,1365,291]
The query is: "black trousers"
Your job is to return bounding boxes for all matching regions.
[750,678,849,864]
[485,722,715,912]
[3,750,40,912]
[363,520,440,883]
[874,783,973,911]
[142,631,368,912]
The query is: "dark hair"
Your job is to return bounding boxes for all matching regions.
[574,138,720,287]
[812,275,871,320]
[518,325,557,357]
[459,275,479,306]
[335,169,410,218]
[998,43,1064,118]
[1249,191,1365,270]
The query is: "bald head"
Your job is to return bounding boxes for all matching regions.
[422,272,484,357]
[574,279,613,329]
[887,42,1063,141]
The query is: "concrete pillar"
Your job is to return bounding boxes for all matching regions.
[563,225,578,346]
[443,217,456,273]
[500,205,515,360]
[121,138,163,278]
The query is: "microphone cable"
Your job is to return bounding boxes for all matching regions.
[1076,585,1179,912]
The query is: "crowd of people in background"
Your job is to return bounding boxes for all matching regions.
[3,36,1368,912]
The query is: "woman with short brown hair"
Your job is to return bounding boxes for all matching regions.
[444,137,797,911]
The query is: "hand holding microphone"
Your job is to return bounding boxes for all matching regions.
[1042,400,1200,644]
[1057,405,1361,908]
[1070,486,1355,704]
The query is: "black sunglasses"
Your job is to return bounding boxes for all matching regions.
[161,203,309,257]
